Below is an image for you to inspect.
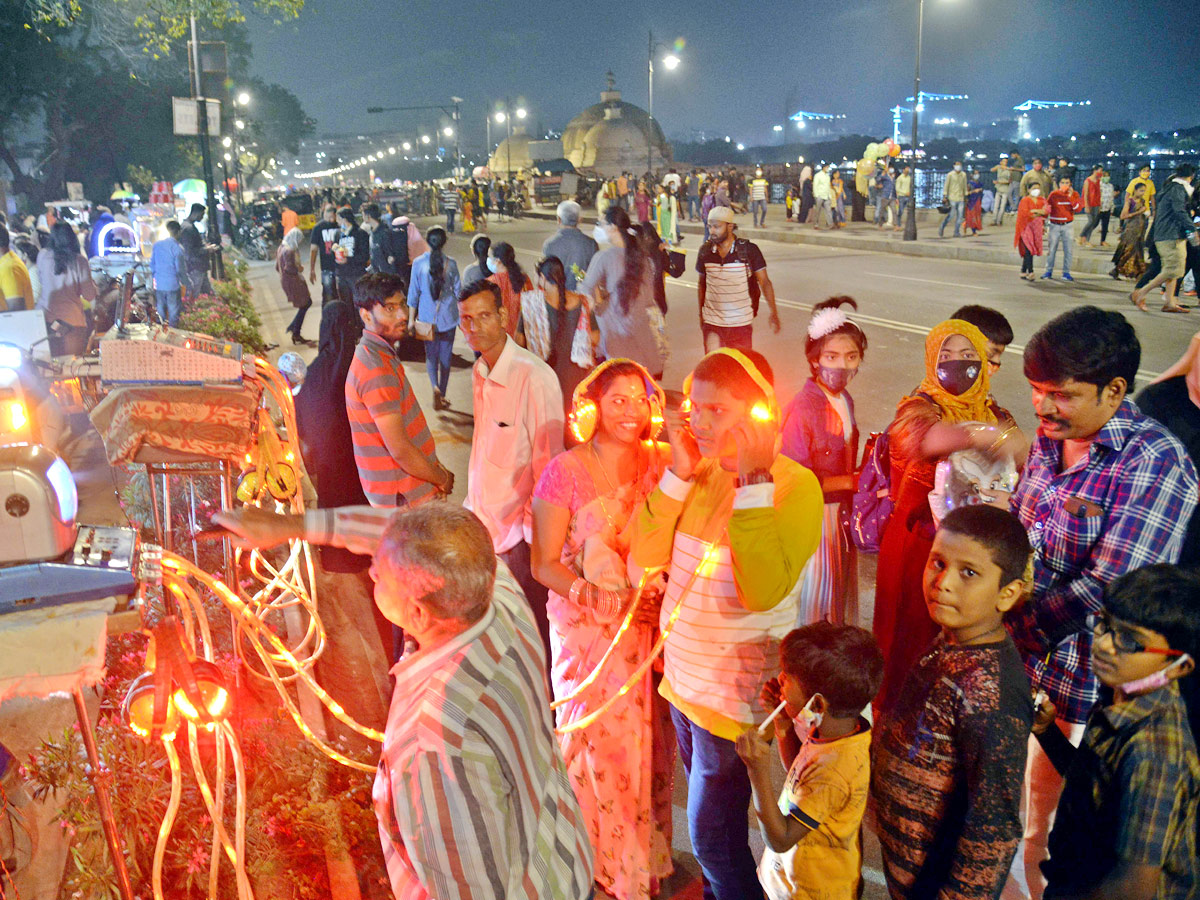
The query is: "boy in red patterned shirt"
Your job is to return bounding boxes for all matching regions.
[871,506,1034,900]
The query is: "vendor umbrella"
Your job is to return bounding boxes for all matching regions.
[174,178,207,195]
[110,189,137,200]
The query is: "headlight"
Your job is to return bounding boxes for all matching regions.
[8,400,27,432]
[0,345,22,369]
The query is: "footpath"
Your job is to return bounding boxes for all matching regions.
[526,203,1122,276]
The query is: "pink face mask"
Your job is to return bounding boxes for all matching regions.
[1119,653,1193,696]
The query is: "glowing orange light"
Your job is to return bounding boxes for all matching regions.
[750,403,773,423]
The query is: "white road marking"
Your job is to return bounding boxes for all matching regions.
[496,240,1162,380]
[861,271,991,291]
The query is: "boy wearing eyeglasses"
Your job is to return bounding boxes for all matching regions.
[1033,564,1200,900]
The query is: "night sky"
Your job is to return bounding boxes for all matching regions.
[244,0,1200,150]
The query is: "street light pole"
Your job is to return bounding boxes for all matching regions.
[505,100,513,181]
[451,96,462,177]
[647,30,654,178]
[189,12,223,279]
[904,0,924,242]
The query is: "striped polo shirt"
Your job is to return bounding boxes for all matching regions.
[374,563,594,900]
[696,238,767,329]
[345,329,438,507]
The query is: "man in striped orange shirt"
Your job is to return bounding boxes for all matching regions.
[345,273,453,508]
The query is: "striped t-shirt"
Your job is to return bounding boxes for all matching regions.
[750,177,769,202]
[345,329,438,507]
[696,238,767,328]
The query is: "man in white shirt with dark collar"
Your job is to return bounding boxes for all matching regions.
[457,278,564,660]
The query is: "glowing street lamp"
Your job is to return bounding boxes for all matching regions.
[235,119,245,131]
[515,107,527,120]
[443,126,454,137]
[421,134,431,144]
[236,91,251,107]
[402,141,412,151]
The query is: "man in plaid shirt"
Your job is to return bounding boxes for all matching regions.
[1005,306,1198,900]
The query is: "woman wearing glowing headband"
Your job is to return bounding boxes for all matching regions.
[781,297,868,625]
[627,348,823,900]
[530,358,673,900]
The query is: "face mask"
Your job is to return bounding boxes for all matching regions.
[936,359,981,396]
[793,693,824,742]
[818,365,858,394]
[1029,188,1041,197]
[486,256,500,274]
[953,165,962,172]
[592,223,610,245]
[1118,654,1193,696]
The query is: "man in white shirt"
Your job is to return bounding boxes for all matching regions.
[457,279,564,660]
[696,206,779,352]
[812,164,833,230]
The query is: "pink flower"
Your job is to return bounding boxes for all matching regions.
[186,843,210,874]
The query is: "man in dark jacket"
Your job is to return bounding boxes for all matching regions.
[334,207,370,303]
[1132,164,1197,312]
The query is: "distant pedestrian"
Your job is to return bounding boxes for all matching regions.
[487,240,532,338]
[853,156,873,221]
[1041,175,1083,281]
[334,208,369,303]
[813,164,834,230]
[277,227,313,344]
[939,161,967,237]
[362,203,393,275]
[1019,158,1053,199]
[440,183,460,232]
[1131,164,1197,313]
[36,222,96,356]
[750,168,769,228]
[1127,164,1158,215]
[1098,171,1116,247]
[695,205,780,352]
[634,182,652,224]
[687,169,702,221]
[990,155,1015,224]
[1077,165,1105,246]
[409,226,461,411]
[1110,182,1150,280]
[463,233,491,284]
[149,220,186,327]
[387,213,414,286]
[895,166,913,231]
[831,169,847,227]
[964,170,984,235]
[541,200,598,292]
[655,184,680,246]
[874,166,896,228]
[1015,183,1048,281]
[309,203,341,304]
[177,202,213,297]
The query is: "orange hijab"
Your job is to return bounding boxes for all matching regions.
[912,319,996,424]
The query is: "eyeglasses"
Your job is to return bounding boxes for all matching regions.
[1087,613,1184,657]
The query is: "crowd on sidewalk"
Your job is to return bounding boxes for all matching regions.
[202,171,1200,900]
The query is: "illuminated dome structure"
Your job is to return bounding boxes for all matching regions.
[562,72,672,177]
[487,125,537,178]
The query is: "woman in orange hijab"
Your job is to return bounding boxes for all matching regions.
[872,319,1028,715]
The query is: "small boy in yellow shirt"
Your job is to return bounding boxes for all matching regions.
[736,622,884,900]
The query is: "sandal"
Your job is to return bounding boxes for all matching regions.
[1130,291,1147,312]
[1161,305,1191,314]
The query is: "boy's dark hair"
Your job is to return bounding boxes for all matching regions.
[691,348,775,406]
[1023,306,1139,395]
[458,278,502,310]
[951,305,1013,346]
[1105,565,1200,660]
[165,220,181,236]
[1176,164,1196,180]
[780,622,883,717]
[938,506,1032,587]
[362,202,381,221]
[352,272,406,312]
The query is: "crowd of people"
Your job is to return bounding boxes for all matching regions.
[207,158,1200,900]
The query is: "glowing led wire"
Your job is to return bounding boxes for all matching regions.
[186,723,253,899]
[555,538,725,735]
[153,738,183,900]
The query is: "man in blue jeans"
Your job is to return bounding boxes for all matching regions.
[1042,174,1083,281]
[149,219,186,325]
[939,161,967,237]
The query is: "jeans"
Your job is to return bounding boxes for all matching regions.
[1021,249,1035,274]
[1099,210,1112,243]
[751,199,767,227]
[1078,207,1101,241]
[688,196,700,220]
[814,197,832,228]
[498,540,551,675]
[155,289,182,326]
[286,300,312,338]
[670,705,760,900]
[874,197,895,225]
[424,327,455,395]
[939,201,964,236]
[1001,721,1086,900]
[897,195,911,226]
[445,210,456,232]
[320,269,336,304]
[992,185,1011,224]
[1044,222,1074,275]
[701,322,753,353]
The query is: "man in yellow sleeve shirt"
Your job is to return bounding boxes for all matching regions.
[629,348,823,900]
